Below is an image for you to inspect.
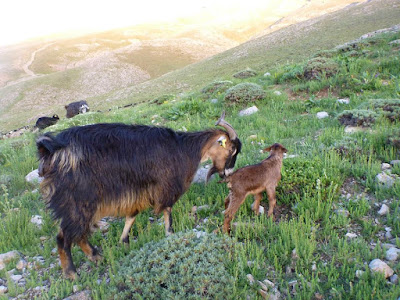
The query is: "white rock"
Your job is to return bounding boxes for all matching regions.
[369,259,394,278]
[344,126,364,134]
[345,232,358,239]
[316,112,329,119]
[192,229,207,238]
[0,286,8,295]
[376,173,395,188]
[251,202,265,214]
[210,98,218,104]
[378,204,390,216]
[284,154,299,159]
[390,160,400,166]
[386,248,400,261]
[239,106,259,117]
[273,91,282,96]
[389,39,400,45]
[192,165,212,183]
[335,209,350,218]
[382,163,391,171]
[264,72,271,77]
[31,215,43,228]
[0,250,20,270]
[10,274,23,282]
[337,98,350,104]
[25,169,43,184]
[16,259,27,270]
[355,270,364,278]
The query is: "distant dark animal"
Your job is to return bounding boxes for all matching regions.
[221,143,287,234]
[65,100,89,118]
[36,112,241,279]
[35,115,60,130]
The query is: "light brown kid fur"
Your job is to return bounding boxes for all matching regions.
[222,143,287,233]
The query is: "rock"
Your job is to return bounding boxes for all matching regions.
[390,160,400,166]
[291,248,299,260]
[376,173,395,188]
[0,286,8,295]
[346,232,357,239]
[386,248,400,261]
[96,220,109,233]
[251,202,265,214]
[0,250,20,270]
[355,270,364,278]
[382,163,391,171]
[210,98,218,104]
[16,259,27,270]
[192,229,207,238]
[316,112,329,119]
[25,169,43,184]
[273,91,282,96]
[336,209,350,218]
[196,205,210,212]
[192,165,214,183]
[247,274,255,285]
[239,106,259,117]
[337,98,350,104]
[369,259,394,278]
[249,135,257,140]
[377,204,390,216]
[284,154,299,159]
[63,290,91,300]
[344,126,365,134]
[264,72,271,77]
[31,215,43,228]
[10,274,23,282]
[389,39,400,45]
[390,274,399,284]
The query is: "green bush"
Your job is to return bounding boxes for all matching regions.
[337,109,377,127]
[232,68,257,79]
[366,99,400,122]
[224,83,265,105]
[200,81,233,95]
[113,231,235,300]
[303,57,339,80]
[152,94,175,105]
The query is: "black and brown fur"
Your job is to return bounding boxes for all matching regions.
[37,116,241,279]
[222,143,287,234]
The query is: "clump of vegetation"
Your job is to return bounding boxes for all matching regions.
[164,98,217,121]
[366,99,400,122]
[313,49,338,58]
[113,231,235,300]
[200,80,233,95]
[152,94,175,105]
[337,109,377,127]
[387,129,400,149]
[233,68,257,79]
[224,82,265,105]
[303,57,339,80]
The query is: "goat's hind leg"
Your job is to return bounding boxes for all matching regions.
[223,192,246,234]
[266,187,277,219]
[252,192,263,216]
[78,236,101,263]
[120,213,138,244]
[163,207,173,236]
[56,229,77,280]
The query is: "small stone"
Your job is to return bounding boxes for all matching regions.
[249,135,257,140]
[369,259,394,278]
[11,274,23,282]
[337,98,350,104]
[31,215,43,228]
[273,91,282,96]
[292,248,299,260]
[335,209,350,218]
[246,274,255,285]
[239,106,259,117]
[390,160,400,166]
[62,290,91,300]
[378,204,390,216]
[355,270,364,278]
[250,202,264,214]
[316,112,329,119]
[39,236,48,242]
[96,220,109,233]
[312,263,317,271]
[346,232,358,239]
[16,259,27,270]
[192,229,207,238]
[197,205,210,212]
[376,173,395,188]
[25,169,43,184]
[344,126,365,134]
[386,248,400,261]
[386,231,393,239]
[210,98,218,104]
[0,286,8,295]
[389,39,400,45]
[382,163,391,171]
[264,72,271,77]
[390,274,399,284]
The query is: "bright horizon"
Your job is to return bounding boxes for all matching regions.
[1,0,305,46]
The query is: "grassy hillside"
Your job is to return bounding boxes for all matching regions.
[0,27,399,299]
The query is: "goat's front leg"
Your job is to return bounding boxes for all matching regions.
[120,214,137,244]
[266,187,277,218]
[163,207,173,236]
[223,191,246,234]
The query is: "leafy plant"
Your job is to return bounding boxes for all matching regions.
[224,82,265,105]
[232,68,257,79]
[337,109,377,127]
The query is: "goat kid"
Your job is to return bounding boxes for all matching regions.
[222,143,287,234]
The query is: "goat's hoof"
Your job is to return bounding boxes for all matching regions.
[64,270,78,280]
[89,254,102,263]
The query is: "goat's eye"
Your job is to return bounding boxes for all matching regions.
[218,138,227,148]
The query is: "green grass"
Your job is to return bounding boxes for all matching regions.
[1,16,400,300]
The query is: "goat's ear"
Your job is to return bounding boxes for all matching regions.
[263,146,272,153]
[282,147,288,153]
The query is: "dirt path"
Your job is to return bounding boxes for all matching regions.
[22,42,55,76]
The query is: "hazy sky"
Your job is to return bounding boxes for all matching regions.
[1,0,300,46]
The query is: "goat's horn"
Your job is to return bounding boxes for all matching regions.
[215,111,238,140]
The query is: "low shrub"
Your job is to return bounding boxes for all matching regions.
[224,82,265,105]
[200,80,233,95]
[337,109,377,127]
[152,94,175,105]
[232,68,257,79]
[303,57,339,80]
[113,231,235,300]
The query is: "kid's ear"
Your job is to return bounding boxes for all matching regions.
[283,147,288,153]
[263,146,272,153]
